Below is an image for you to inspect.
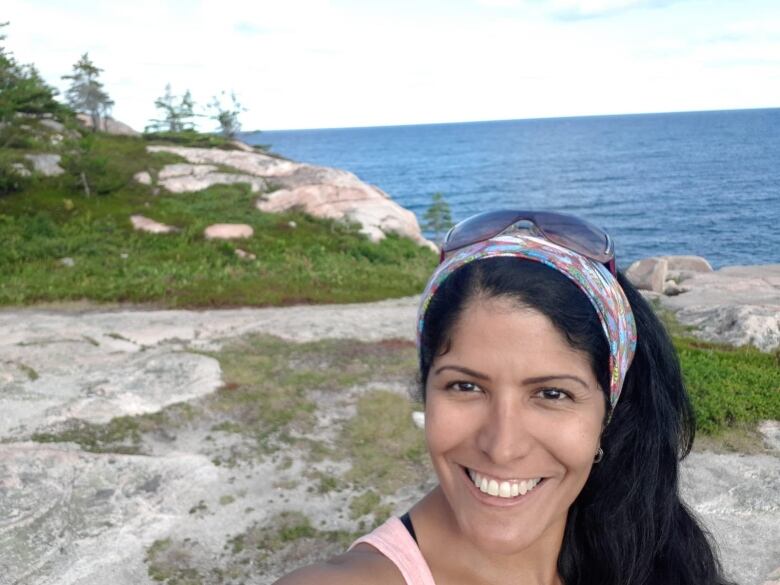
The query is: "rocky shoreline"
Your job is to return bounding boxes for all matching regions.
[627,257,780,351]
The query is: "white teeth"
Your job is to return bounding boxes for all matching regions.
[468,469,542,499]
[487,479,499,496]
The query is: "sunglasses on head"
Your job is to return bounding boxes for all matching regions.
[441,209,617,276]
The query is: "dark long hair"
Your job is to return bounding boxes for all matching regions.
[418,258,734,585]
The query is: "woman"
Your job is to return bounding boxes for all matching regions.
[276,210,733,585]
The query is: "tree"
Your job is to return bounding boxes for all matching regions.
[208,90,246,138]
[146,84,197,133]
[423,192,454,245]
[0,22,62,148]
[61,53,113,132]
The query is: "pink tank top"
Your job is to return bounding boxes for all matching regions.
[349,516,437,585]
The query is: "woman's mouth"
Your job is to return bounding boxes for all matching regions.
[464,466,544,499]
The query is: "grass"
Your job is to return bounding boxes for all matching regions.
[340,389,430,494]
[145,512,357,584]
[0,133,437,307]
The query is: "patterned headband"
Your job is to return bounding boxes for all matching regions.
[417,235,637,410]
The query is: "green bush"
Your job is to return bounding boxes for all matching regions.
[675,337,780,433]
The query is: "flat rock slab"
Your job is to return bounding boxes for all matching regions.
[0,299,777,585]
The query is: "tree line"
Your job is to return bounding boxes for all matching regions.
[1,22,246,139]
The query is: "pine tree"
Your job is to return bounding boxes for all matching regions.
[146,84,197,133]
[208,91,246,138]
[423,192,454,245]
[62,53,113,131]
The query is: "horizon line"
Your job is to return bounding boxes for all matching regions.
[245,105,780,134]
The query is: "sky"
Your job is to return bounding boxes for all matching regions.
[4,0,780,131]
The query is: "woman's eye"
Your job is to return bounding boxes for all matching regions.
[537,388,570,401]
[447,381,480,393]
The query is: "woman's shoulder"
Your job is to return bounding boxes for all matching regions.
[273,544,406,585]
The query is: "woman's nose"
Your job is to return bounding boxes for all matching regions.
[475,397,534,465]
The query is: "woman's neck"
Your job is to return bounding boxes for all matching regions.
[410,487,565,585]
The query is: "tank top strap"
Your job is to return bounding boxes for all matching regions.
[348,516,436,585]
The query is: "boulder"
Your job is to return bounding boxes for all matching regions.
[204,224,253,240]
[626,257,668,293]
[146,145,435,250]
[24,154,64,177]
[663,280,689,296]
[76,114,140,136]
[130,215,178,234]
[660,255,713,273]
[257,183,434,249]
[659,264,780,351]
[133,171,152,186]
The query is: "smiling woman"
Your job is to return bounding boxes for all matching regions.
[274,211,735,585]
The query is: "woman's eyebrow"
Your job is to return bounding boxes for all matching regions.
[522,374,589,388]
[433,365,490,380]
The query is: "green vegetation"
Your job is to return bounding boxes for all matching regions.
[145,512,356,584]
[674,336,780,434]
[340,390,429,494]
[0,133,437,307]
[422,191,453,245]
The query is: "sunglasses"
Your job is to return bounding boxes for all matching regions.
[441,209,617,275]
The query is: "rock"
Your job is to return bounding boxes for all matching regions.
[759,421,780,453]
[229,140,256,152]
[158,164,218,180]
[39,119,66,133]
[411,411,425,429]
[24,154,65,177]
[156,163,267,194]
[659,264,780,351]
[10,162,31,177]
[673,304,779,351]
[626,257,668,292]
[76,113,140,136]
[234,248,256,260]
[59,257,75,268]
[257,183,436,250]
[133,171,152,186]
[660,255,713,273]
[130,215,178,234]
[663,280,689,296]
[288,221,297,229]
[147,145,435,250]
[204,224,253,240]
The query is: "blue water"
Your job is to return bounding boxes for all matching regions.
[242,109,780,269]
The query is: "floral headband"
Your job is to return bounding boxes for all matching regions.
[417,234,637,411]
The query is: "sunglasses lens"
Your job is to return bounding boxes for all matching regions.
[533,212,611,262]
[444,210,525,252]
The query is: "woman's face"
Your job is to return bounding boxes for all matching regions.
[425,298,605,555]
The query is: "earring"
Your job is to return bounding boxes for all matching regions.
[594,447,604,463]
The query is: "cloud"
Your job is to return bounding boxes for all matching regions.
[474,0,686,19]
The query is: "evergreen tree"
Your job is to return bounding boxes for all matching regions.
[62,53,113,131]
[208,90,246,138]
[0,22,62,147]
[423,192,454,245]
[146,84,197,133]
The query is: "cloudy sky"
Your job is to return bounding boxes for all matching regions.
[4,0,780,131]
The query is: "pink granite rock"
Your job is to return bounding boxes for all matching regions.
[130,215,178,234]
[204,224,253,240]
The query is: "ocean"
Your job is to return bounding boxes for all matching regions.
[242,109,780,269]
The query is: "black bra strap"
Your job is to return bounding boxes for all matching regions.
[400,511,418,544]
